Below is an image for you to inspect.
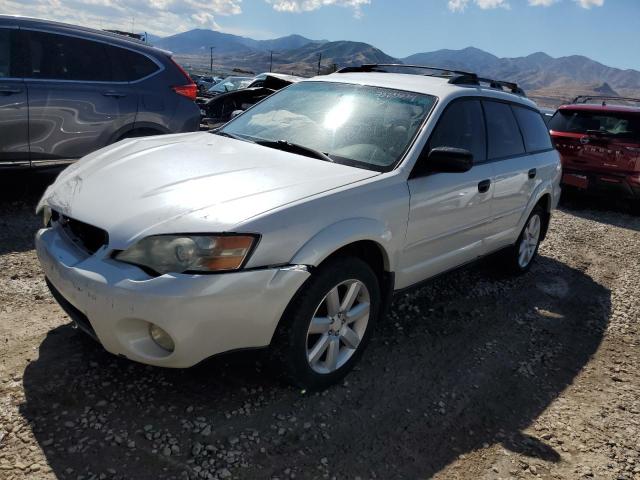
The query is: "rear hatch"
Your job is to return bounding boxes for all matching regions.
[550,107,640,184]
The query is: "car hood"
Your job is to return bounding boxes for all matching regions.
[39,132,379,249]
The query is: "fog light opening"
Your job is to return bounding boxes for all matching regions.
[149,324,175,352]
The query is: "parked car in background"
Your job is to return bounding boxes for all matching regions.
[196,75,222,92]
[200,76,253,98]
[200,73,304,128]
[36,64,560,389]
[246,72,305,89]
[549,96,640,206]
[0,16,200,167]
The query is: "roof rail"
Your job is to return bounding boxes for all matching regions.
[336,63,526,96]
[571,95,640,106]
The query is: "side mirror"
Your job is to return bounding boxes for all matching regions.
[426,147,473,173]
[231,109,244,118]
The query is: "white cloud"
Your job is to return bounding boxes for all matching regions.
[266,0,371,18]
[573,0,604,8]
[529,0,604,6]
[1,0,243,36]
[448,0,470,11]
[451,0,605,11]
[476,0,510,9]
[448,0,510,12]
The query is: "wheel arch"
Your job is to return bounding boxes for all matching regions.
[290,218,396,316]
[110,123,168,144]
[290,218,393,272]
[520,186,554,241]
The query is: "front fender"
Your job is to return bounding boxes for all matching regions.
[290,218,394,271]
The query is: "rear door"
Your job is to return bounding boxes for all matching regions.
[483,101,539,250]
[0,27,29,166]
[24,29,138,162]
[399,98,494,288]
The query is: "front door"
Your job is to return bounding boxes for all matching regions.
[0,27,29,166]
[397,98,494,289]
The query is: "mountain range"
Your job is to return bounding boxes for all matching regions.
[153,29,640,107]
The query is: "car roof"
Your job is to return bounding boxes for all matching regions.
[0,15,169,56]
[307,71,539,109]
[558,103,640,114]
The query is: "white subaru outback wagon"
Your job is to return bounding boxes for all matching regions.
[36,64,561,389]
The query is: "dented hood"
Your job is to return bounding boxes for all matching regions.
[39,132,378,249]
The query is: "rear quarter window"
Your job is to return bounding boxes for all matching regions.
[512,106,553,152]
[107,46,159,81]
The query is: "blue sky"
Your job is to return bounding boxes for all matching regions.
[5,0,639,70]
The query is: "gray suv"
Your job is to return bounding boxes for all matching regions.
[0,16,200,167]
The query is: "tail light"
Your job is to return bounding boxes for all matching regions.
[170,57,197,101]
[172,84,197,101]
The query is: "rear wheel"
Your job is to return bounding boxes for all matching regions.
[503,206,544,274]
[271,257,380,390]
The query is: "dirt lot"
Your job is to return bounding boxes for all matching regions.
[0,170,639,480]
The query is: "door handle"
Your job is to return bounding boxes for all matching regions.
[478,179,491,193]
[102,90,127,98]
[0,87,23,95]
[528,168,537,179]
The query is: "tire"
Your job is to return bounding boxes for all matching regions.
[502,206,545,274]
[271,257,381,390]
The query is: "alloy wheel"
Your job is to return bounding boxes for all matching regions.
[518,213,541,268]
[306,279,370,374]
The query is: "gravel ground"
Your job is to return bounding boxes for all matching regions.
[0,170,639,480]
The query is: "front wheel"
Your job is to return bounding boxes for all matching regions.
[271,257,381,390]
[503,206,545,274]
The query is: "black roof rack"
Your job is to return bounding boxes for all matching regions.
[336,63,526,96]
[571,95,640,107]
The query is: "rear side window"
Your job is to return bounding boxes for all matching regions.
[429,99,486,163]
[108,46,159,81]
[483,101,526,159]
[512,106,553,152]
[0,29,10,77]
[549,109,640,141]
[27,31,112,81]
[0,29,23,77]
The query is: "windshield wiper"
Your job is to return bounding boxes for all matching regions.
[255,139,334,162]
[212,130,255,143]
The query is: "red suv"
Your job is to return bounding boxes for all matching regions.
[549,96,640,207]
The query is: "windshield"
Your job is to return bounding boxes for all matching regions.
[550,109,640,140]
[209,77,252,93]
[221,81,436,171]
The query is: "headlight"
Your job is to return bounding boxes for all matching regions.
[114,234,257,274]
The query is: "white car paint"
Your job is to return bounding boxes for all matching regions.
[36,71,561,368]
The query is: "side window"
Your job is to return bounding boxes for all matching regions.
[26,30,112,81]
[512,106,553,152]
[107,46,159,81]
[428,99,486,163]
[483,101,526,159]
[0,29,10,77]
